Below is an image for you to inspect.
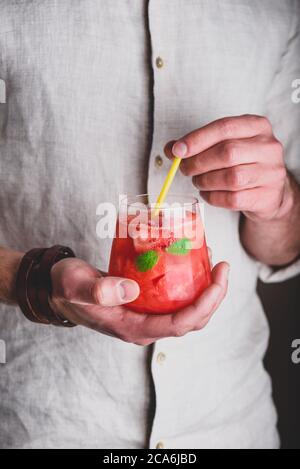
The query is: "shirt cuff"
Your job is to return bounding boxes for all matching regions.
[258,258,300,283]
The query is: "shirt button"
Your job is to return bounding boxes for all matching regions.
[156,441,165,449]
[156,352,166,364]
[155,155,163,168]
[155,56,164,69]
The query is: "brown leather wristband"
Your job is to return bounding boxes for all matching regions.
[27,250,52,325]
[37,245,76,327]
[16,248,49,324]
[16,245,76,327]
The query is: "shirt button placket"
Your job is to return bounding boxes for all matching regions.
[150,347,168,449]
[151,54,166,181]
[148,1,172,449]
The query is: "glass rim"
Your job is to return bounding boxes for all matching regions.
[120,193,199,210]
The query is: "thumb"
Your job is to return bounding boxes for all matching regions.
[69,276,140,307]
[93,277,140,307]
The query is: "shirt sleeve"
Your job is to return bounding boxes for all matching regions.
[258,259,300,284]
[259,1,300,284]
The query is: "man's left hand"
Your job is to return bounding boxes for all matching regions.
[165,115,291,222]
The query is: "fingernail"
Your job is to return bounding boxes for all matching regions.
[117,279,140,302]
[172,141,188,158]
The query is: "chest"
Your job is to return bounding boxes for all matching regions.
[0,1,290,129]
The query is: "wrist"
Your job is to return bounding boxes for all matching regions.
[0,248,24,304]
[10,252,24,303]
[270,174,295,221]
[240,173,300,266]
[244,174,295,224]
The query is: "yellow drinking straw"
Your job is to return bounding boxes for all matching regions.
[154,156,182,216]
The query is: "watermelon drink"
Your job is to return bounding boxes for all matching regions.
[109,195,212,314]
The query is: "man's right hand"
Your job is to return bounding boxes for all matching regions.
[50,258,229,346]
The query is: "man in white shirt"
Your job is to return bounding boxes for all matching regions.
[0,0,299,449]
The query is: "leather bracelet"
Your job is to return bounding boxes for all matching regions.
[27,250,52,325]
[16,248,49,324]
[37,245,76,327]
[16,245,76,327]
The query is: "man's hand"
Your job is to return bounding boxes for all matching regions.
[50,258,229,346]
[165,115,300,266]
[165,115,289,222]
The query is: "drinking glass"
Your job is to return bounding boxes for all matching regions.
[109,194,212,314]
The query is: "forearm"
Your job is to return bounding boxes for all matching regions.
[0,247,23,304]
[240,174,300,266]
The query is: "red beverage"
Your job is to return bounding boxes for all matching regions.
[109,195,212,314]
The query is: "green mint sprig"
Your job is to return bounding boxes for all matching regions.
[166,238,191,255]
[135,250,159,272]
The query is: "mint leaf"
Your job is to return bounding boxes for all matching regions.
[166,238,191,255]
[135,250,159,272]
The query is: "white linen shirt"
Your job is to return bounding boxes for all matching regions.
[0,0,299,449]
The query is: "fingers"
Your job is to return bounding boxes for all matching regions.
[198,261,229,318]
[199,186,277,213]
[171,115,272,158]
[74,263,228,345]
[172,262,229,332]
[192,163,285,192]
[164,129,285,219]
[51,258,140,307]
[55,276,140,307]
[137,262,229,339]
[70,277,140,307]
[92,277,140,307]
[53,258,228,345]
[180,138,281,177]
[164,140,177,160]
[207,247,213,269]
